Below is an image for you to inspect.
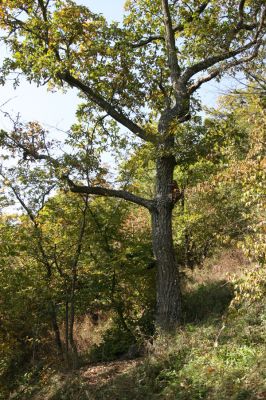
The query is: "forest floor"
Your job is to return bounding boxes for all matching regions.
[30,359,144,400]
[81,359,143,386]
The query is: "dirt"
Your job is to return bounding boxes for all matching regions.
[81,358,143,387]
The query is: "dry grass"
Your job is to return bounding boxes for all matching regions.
[74,314,113,354]
[184,248,251,288]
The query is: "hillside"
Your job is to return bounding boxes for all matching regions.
[4,250,265,400]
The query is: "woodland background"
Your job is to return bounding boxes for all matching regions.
[0,0,265,399]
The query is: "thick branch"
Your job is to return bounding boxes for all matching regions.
[68,182,154,210]
[2,133,154,210]
[182,40,263,84]
[161,0,181,88]
[188,43,262,93]
[234,0,257,31]
[59,72,157,144]
[37,0,48,22]
[238,0,246,27]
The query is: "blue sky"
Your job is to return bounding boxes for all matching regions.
[0,0,239,133]
[81,0,125,20]
[0,1,125,132]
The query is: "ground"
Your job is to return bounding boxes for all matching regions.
[5,249,266,400]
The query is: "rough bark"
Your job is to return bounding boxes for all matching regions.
[152,151,182,330]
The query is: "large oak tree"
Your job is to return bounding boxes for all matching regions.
[0,0,265,329]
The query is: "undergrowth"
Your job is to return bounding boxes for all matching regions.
[3,254,266,400]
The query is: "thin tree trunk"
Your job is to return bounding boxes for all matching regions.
[65,300,69,357]
[69,280,79,368]
[67,195,89,368]
[110,268,134,337]
[152,153,182,330]
[50,303,64,357]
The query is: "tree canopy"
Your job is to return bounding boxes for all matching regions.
[0,0,265,330]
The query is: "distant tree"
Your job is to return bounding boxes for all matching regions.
[213,88,265,265]
[0,213,52,386]
[0,161,92,367]
[0,0,265,329]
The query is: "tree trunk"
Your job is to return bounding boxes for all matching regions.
[50,303,64,357]
[152,153,182,330]
[65,300,69,356]
[69,282,79,368]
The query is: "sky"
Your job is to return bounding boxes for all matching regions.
[0,1,125,132]
[0,0,240,133]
